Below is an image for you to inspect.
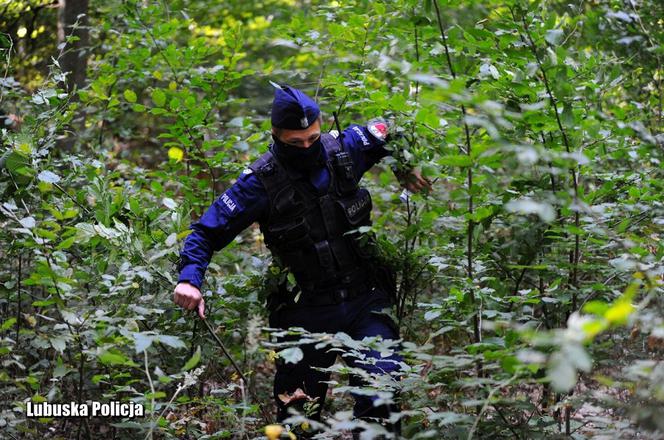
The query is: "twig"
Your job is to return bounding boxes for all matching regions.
[467,375,517,440]
[413,13,420,101]
[433,0,480,346]
[144,350,156,440]
[492,404,521,439]
[16,254,21,342]
[332,22,373,124]
[0,33,14,106]
[629,1,663,126]
[201,317,273,423]
[518,10,581,312]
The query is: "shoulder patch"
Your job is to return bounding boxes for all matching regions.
[219,191,240,215]
[367,118,389,141]
[352,126,370,146]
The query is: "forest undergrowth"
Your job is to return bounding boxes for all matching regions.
[1,0,663,439]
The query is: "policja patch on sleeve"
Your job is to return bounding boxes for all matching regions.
[367,118,389,141]
[219,190,242,216]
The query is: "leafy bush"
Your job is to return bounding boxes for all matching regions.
[1,0,663,439]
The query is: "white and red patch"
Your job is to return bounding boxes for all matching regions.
[367,118,389,141]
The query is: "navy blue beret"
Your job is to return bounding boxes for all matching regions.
[270,83,320,130]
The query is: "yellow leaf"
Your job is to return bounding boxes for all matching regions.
[581,319,607,340]
[267,350,278,362]
[264,424,283,440]
[169,81,177,91]
[153,70,163,80]
[32,394,47,403]
[168,147,184,162]
[177,230,192,240]
[604,301,635,325]
[17,27,27,38]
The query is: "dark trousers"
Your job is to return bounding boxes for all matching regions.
[269,287,402,429]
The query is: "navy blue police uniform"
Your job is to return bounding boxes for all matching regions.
[177,84,401,430]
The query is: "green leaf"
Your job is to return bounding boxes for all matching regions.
[19,216,36,229]
[0,317,16,331]
[152,89,166,107]
[157,335,186,349]
[505,199,556,223]
[545,29,564,46]
[56,236,77,250]
[582,300,609,316]
[181,346,201,371]
[50,337,67,353]
[468,206,494,222]
[438,155,472,167]
[133,332,153,354]
[561,103,574,127]
[37,170,61,184]
[279,347,303,364]
[124,89,138,103]
[548,352,576,392]
[53,357,70,378]
[4,151,31,173]
[98,350,134,366]
[92,374,109,385]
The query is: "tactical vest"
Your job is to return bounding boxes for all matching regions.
[249,134,374,294]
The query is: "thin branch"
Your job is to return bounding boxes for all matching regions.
[518,11,581,311]
[144,350,156,440]
[433,0,480,344]
[467,375,518,440]
[332,21,373,125]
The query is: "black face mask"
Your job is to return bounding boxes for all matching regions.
[272,134,323,171]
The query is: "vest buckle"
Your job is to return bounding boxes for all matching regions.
[333,289,349,303]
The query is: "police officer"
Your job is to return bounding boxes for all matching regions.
[174,84,431,435]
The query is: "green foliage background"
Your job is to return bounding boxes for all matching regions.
[1,0,663,438]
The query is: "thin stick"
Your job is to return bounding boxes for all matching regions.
[16,254,21,343]
[201,318,273,423]
[144,350,156,440]
[201,318,248,384]
[432,0,480,345]
[519,12,581,311]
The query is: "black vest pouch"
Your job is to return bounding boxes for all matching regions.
[336,188,372,227]
[266,185,314,250]
[334,188,374,265]
[273,186,305,215]
[266,216,312,251]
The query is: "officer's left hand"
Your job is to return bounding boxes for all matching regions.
[397,168,432,193]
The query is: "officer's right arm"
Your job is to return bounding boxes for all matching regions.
[342,122,432,193]
[174,171,268,319]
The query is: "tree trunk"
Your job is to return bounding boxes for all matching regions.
[57,0,89,92]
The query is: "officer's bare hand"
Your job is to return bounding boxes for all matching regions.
[397,168,432,193]
[174,282,206,319]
